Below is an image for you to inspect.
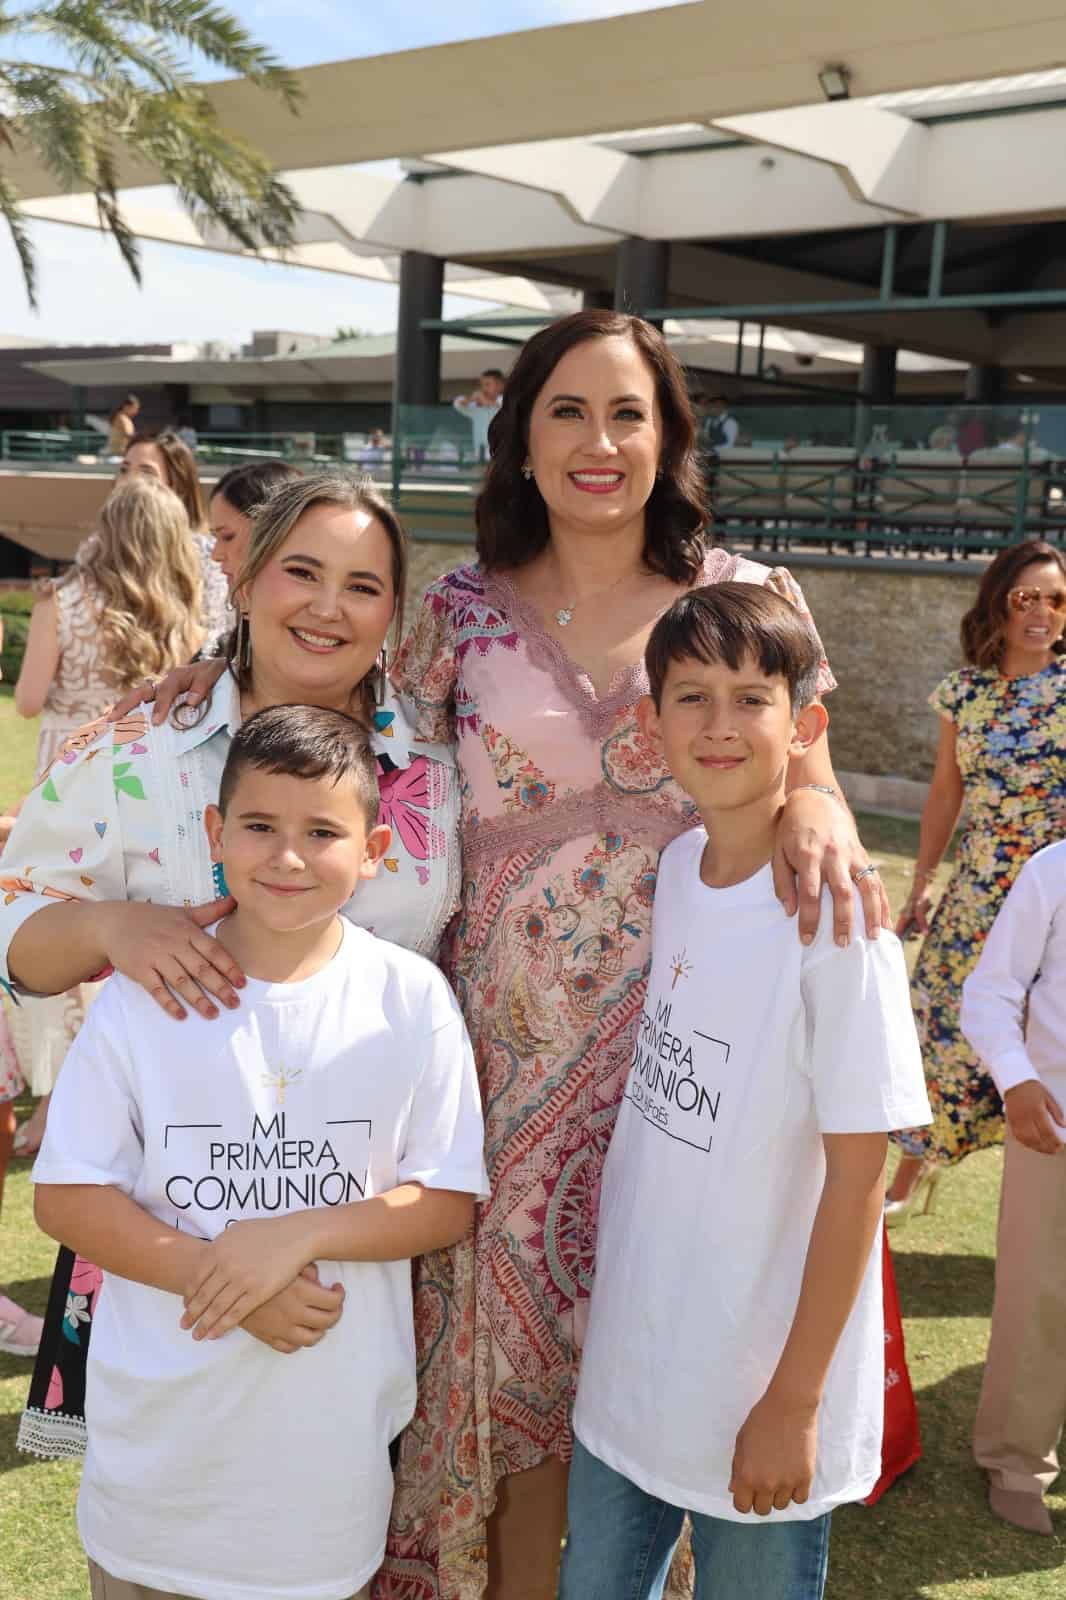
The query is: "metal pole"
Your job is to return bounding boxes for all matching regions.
[927,222,949,300]
[734,321,746,375]
[880,225,898,300]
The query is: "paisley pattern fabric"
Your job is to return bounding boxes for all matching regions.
[898,659,1066,1165]
[378,555,834,1600]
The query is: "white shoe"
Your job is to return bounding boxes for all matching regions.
[0,1295,44,1357]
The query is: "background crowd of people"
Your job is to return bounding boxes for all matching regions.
[0,309,1063,1599]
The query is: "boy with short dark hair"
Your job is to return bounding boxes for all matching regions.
[34,705,488,1600]
[561,584,930,1600]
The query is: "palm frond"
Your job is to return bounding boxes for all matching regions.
[0,169,38,309]
[0,0,305,306]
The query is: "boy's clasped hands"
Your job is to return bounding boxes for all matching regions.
[179,1214,344,1352]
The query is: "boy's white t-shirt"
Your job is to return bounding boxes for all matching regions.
[33,920,489,1600]
[573,829,931,1521]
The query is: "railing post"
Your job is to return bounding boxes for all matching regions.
[928,222,948,300]
[880,225,898,301]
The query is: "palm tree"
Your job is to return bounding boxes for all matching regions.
[0,0,303,307]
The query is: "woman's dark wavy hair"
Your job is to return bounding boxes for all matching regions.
[477,310,707,583]
[960,538,1066,667]
[211,459,302,516]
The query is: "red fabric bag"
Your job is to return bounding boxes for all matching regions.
[865,1223,921,1504]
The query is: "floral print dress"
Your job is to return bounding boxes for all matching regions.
[899,659,1066,1164]
[378,554,834,1600]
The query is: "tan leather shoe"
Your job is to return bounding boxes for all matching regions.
[988,1487,1054,1536]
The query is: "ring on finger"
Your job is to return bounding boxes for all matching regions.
[852,863,881,884]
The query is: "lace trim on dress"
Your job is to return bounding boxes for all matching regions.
[16,1406,88,1459]
[462,786,694,868]
[483,551,739,741]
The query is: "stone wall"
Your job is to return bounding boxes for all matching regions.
[402,539,976,785]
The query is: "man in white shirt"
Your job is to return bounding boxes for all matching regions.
[960,838,1066,1539]
[561,584,929,1600]
[701,394,740,451]
[34,705,489,1600]
[452,368,505,461]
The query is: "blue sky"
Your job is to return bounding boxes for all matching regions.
[0,1,686,344]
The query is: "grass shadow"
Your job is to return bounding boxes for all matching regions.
[0,1406,38,1476]
[828,1361,1065,1598]
[894,1252,996,1319]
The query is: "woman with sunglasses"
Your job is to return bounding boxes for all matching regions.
[888,539,1066,1222]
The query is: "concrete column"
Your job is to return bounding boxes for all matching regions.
[395,252,444,409]
[854,343,898,453]
[964,364,1003,405]
[614,239,670,325]
[860,343,898,403]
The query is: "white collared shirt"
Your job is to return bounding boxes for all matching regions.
[0,672,460,990]
[961,839,1066,1114]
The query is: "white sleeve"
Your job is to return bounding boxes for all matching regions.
[960,863,1051,1097]
[31,982,143,1194]
[399,977,489,1200]
[802,931,931,1134]
[723,416,739,447]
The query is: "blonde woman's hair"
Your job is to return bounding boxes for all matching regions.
[73,476,204,688]
[229,470,408,721]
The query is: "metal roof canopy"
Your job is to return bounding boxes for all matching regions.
[6,2,1066,198]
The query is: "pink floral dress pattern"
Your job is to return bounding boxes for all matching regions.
[378,554,834,1600]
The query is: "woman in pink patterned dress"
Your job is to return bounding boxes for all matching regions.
[379,312,886,1600]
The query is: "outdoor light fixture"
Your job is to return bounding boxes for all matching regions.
[818,65,851,102]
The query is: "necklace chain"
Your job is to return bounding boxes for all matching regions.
[554,567,638,627]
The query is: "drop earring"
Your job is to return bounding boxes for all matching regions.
[375,644,389,706]
[235,614,252,672]
[522,460,534,480]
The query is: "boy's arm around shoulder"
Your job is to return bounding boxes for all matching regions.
[182,968,489,1342]
[961,851,1066,1155]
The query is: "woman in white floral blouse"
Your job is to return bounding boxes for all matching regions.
[3,471,459,1457]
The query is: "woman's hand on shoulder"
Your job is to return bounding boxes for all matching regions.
[108,656,227,726]
[772,789,890,946]
[98,898,243,1019]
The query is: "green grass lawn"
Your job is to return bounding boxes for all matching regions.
[0,684,39,808]
[1,767,1062,1595]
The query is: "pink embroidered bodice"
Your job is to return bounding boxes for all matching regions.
[394,550,837,874]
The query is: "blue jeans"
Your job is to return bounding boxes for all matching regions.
[559,1439,832,1600]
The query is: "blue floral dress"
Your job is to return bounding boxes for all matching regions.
[899,658,1066,1164]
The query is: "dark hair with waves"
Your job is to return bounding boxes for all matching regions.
[960,538,1066,667]
[476,310,707,583]
[211,459,302,517]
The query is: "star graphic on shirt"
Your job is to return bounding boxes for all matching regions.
[669,949,693,990]
[262,1064,303,1106]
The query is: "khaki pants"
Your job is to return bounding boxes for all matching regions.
[973,1128,1066,1497]
[88,1560,370,1600]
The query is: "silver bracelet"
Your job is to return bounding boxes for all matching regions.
[791,783,846,806]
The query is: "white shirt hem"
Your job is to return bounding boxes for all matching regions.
[80,1520,384,1600]
[573,1422,876,1524]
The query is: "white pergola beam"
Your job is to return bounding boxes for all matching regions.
[711,104,926,214]
[428,140,640,233]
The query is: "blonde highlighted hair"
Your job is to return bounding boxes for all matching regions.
[72,476,204,688]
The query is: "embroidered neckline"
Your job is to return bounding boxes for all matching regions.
[483,550,739,739]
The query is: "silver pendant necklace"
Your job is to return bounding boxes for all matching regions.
[556,606,574,626]
[554,568,634,627]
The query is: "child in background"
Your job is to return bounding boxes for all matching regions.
[961,838,1066,1538]
[561,585,930,1600]
[33,705,488,1600]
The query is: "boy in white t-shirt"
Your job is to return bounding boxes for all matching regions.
[960,839,1066,1538]
[562,584,930,1600]
[33,705,488,1600]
